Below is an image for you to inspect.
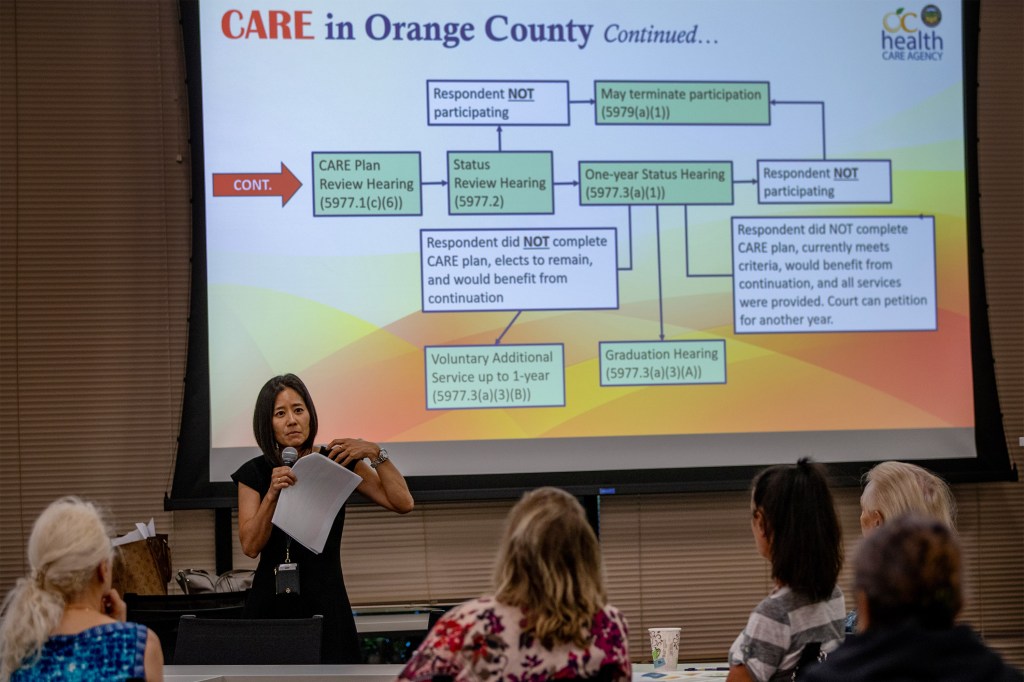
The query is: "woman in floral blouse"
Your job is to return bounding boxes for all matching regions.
[396,487,631,682]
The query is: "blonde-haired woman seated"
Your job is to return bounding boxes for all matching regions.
[0,497,163,681]
[396,487,630,682]
[859,460,956,535]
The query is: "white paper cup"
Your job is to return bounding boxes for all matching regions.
[649,627,681,670]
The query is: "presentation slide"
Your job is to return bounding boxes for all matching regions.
[199,1,974,482]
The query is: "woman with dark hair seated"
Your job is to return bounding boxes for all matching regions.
[804,514,1022,682]
[727,458,846,682]
[395,487,631,682]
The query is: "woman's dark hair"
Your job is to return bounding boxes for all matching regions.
[751,457,843,601]
[855,513,962,630]
[252,374,318,466]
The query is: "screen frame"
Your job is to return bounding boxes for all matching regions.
[168,0,1015,510]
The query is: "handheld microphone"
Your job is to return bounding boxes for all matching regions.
[281,447,298,467]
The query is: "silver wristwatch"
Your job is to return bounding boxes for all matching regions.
[369,448,389,469]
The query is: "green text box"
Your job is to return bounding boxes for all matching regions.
[448,152,553,215]
[313,152,421,216]
[595,81,770,124]
[600,340,726,386]
[580,162,733,205]
[426,344,565,409]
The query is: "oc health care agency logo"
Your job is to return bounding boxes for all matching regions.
[881,5,944,61]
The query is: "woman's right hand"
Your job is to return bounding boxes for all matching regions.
[267,465,296,500]
[102,588,128,622]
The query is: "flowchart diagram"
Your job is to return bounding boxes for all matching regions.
[213,77,938,414]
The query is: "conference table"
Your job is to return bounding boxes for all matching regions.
[163,663,730,681]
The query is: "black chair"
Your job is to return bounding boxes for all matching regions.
[125,591,248,663]
[173,614,324,664]
[792,641,823,680]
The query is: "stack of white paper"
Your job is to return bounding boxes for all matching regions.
[271,453,362,554]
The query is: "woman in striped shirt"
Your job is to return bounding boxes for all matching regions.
[727,458,846,682]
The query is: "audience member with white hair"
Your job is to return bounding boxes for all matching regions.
[858,460,956,535]
[0,496,163,681]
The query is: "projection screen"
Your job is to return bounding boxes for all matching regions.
[170,0,1013,505]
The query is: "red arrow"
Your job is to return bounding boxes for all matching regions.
[212,162,302,206]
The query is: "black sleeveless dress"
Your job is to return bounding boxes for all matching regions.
[232,456,361,663]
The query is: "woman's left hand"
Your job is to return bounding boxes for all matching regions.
[324,438,414,513]
[322,437,380,468]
